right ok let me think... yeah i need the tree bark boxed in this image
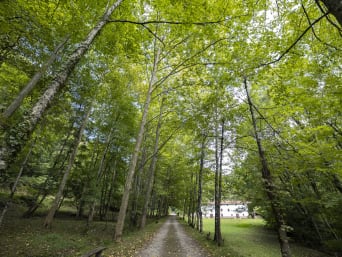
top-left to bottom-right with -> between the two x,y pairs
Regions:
214,119 -> 224,245
140,96 -> 165,229
192,171 -> 198,228
103,165 -> 117,219
2,36 -> 69,119
44,105 -> 91,228
187,184 -> 193,226
320,0 -> 342,27
244,77 -> 292,257
0,0 -> 123,173
197,135 -> 206,233
114,42 -> 161,242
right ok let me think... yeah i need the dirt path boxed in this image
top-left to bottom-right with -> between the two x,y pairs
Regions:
135,215 -> 209,257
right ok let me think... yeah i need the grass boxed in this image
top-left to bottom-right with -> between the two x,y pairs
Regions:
182,218 -> 330,257
0,199 -> 332,257
0,204 -> 164,257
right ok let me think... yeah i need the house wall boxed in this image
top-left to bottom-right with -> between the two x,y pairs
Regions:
202,202 -> 249,218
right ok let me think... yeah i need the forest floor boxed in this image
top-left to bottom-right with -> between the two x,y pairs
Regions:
0,203 -> 333,257
135,214 -> 210,257
0,203 -> 164,257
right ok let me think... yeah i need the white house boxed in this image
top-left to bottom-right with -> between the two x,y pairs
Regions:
202,200 -> 249,218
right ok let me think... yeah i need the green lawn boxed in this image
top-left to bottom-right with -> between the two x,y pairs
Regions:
183,218 -> 330,257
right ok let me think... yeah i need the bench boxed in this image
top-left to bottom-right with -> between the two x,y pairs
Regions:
80,247 -> 107,257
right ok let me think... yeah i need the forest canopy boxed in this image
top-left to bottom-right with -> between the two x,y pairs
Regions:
0,0 -> 341,256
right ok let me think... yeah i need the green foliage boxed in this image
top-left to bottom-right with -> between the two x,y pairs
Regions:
1,0 -> 341,255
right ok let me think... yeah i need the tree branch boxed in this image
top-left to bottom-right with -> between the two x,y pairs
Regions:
141,24 -> 165,46
314,0 -> 342,34
139,125 -> 181,169
301,4 -> 340,51
256,12 -> 328,68
108,18 -> 232,26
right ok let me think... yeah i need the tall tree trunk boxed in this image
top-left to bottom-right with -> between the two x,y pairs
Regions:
76,186 -> 86,219
114,41 -> 161,242
183,198 -> 187,220
197,134 -> 206,233
44,105 -> 91,228
187,190 -> 191,225
2,36 -> 69,119
130,165 -> 142,228
244,77 -> 291,257
0,0 -> 123,173
192,172 -> 197,228
214,110 -> 223,245
103,165 -> 117,220
140,96 -> 165,229
320,0 -> 342,27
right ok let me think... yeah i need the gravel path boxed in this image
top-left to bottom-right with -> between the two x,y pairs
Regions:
136,215 -> 209,257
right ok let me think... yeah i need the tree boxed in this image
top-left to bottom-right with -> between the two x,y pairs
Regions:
114,30 -> 161,239
0,0 -> 123,172
197,134 -> 206,233
318,0 -> 342,26
1,36 -> 69,119
44,104 -> 91,228
140,95 -> 165,229
244,77 -> 291,257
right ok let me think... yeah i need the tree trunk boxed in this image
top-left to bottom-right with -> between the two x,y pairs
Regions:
88,126 -> 114,223
130,166 -> 142,228
197,135 -> 206,233
187,187 -> 192,226
103,165 -> 117,220
76,186 -> 86,218
0,0 -> 123,173
214,110 -> 223,245
320,0 -> 342,27
182,198 -> 187,220
192,171 -> 197,228
44,105 -> 91,228
244,77 -> 292,257
140,96 -> 165,229
114,41 -> 161,242
23,123 -> 74,218
2,36 -> 69,119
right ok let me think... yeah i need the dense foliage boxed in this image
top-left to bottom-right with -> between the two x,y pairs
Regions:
0,0 -> 341,256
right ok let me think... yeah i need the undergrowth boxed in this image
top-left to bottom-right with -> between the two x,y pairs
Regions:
0,204 -> 163,257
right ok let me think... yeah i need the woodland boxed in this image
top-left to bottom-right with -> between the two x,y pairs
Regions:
0,0 -> 341,257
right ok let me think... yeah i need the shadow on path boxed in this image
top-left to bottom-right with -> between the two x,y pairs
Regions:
136,215 -> 209,257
